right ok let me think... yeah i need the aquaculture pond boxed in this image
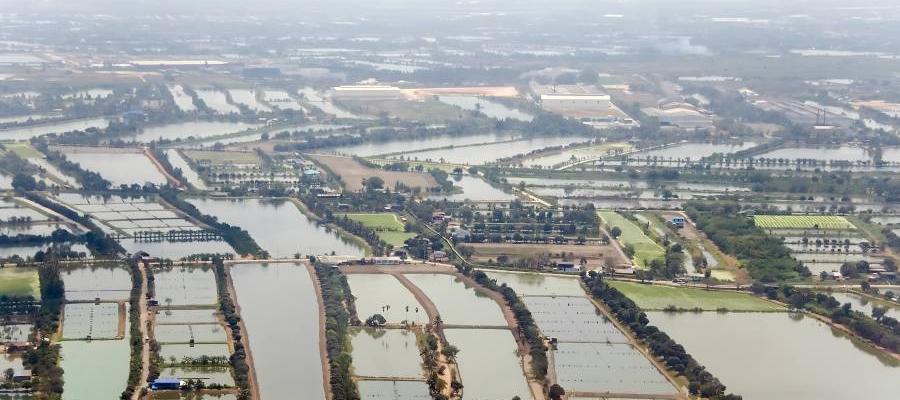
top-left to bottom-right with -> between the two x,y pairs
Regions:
346,274 -> 427,324
167,149 -> 207,190
349,328 -> 423,378
757,145 -> 872,162
62,265 -> 132,301
320,132 -> 518,157
297,87 -> 360,119
647,311 -> 900,400
127,121 -> 258,142
230,263 -> 325,399
523,296 -> 626,343
553,342 -> 675,396
153,266 -> 218,307
403,274 -> 506,326
159,366 -> 235,386
155,309 -> 218,324
632,142 -> 757,160
196,90 -> 240,114
159,343 -> 230,360
430,175 -> 516,202
168,85 -> 196,112
444,329 -> 532,400
60,306 -> 130,400
0,117 -> 111,141
228,89 -> 270,112
435,95 -> 533,121
357,380 -> 430,400
63,150 -> 168,186
482,270 -> 584,297
62,302 -> 121,340
120,239 -> 235,260
0,267 -> 40,298
188,198 -> 364,258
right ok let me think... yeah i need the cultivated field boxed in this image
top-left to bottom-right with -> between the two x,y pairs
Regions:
0,267 -> 40,298
339,99 -> 463,122
468,242 -> 627,269
597,211 -> 665,268
608,281 -> 782,312
754,215 -> 856,230
309,154 -> 439,192
341,213 -> 414,247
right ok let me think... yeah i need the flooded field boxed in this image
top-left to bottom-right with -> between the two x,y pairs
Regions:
430,175 -> 516,202
444,329 -> 532,400
403,274 -> 506,326
62,149 -> 167,186
0,117 -> 112,141
188,198 -> 363,258
0,267 -> 40,298
196,90 -> 239,114
349,328 -> 423,378
230,263 -> 325,399
346,274 -> 427,324
0,324 -> 32,342
127,121 -> 258,142
395,136 -> 593,165
436,95 -> 533,121
647,311 -> 900,399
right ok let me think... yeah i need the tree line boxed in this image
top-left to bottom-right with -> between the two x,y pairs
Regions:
314,263 -> 360,400
212,258 -> 252,400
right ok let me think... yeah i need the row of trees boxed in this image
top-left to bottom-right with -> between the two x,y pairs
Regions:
24,192 -> 123,257
582,272 -> 742,399
314,263 -> 359,400
120,260 -> 145,399
212,258 -> 252,400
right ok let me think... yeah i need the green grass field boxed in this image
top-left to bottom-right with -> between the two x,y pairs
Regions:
3,142 -> 43,158
341,213 -> 415,247
608,281 -> 781,311
754,215 -> 855,230
598,210 -> 665,268
0,267 -> 41,299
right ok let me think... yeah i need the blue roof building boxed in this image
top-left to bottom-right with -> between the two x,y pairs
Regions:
151,377 -> 183,390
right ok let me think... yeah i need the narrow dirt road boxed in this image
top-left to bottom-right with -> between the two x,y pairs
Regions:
132,262 -> 150,400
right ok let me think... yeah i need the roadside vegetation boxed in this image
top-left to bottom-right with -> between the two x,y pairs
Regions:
314,263 -> 359,400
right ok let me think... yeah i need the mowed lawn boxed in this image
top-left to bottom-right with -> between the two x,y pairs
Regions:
342,213 -> 415,247
754,215 -> 855,230
598,211 -> 665,268
0,267 -> 41,299
608,281 -> 781,312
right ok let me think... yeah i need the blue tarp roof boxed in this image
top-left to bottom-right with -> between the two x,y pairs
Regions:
153,377 -> 180,384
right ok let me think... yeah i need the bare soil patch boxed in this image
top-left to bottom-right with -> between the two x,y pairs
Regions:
309,154 -> 439,192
